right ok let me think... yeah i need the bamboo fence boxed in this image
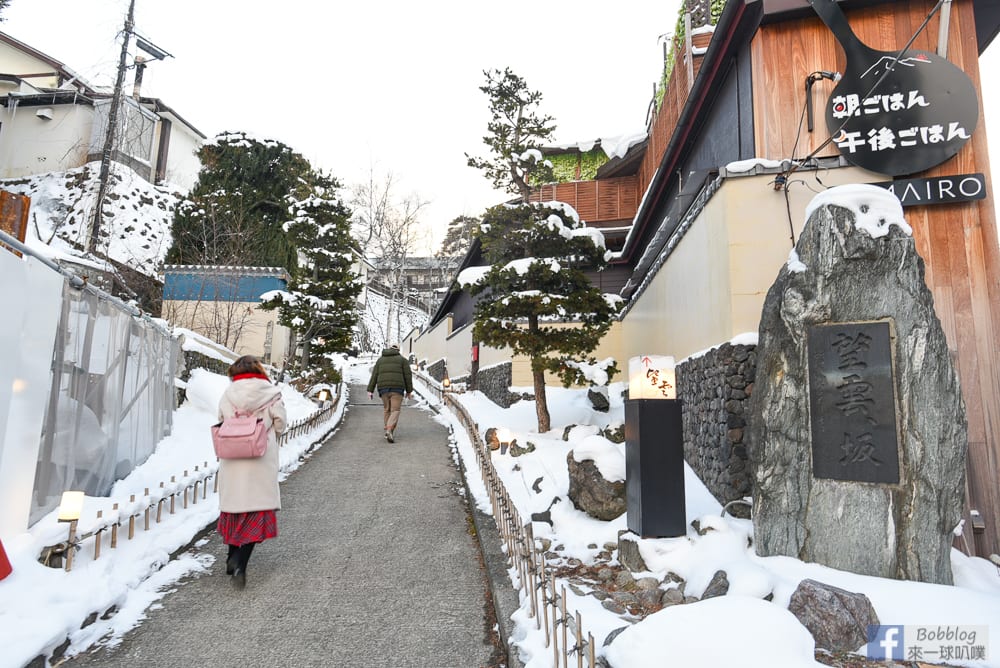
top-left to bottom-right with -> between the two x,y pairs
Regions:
442,390 -> 600,668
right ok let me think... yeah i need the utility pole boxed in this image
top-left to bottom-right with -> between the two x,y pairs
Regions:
88,0 -> 135,254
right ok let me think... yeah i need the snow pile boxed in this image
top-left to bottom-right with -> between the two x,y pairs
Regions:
1,161 -> 183,277
805,183 -> 912,238
432,363 -> 1000,668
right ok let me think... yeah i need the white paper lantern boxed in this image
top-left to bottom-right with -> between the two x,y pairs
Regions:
628,355 -> 677,399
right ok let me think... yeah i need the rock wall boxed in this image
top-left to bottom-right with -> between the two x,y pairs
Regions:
425,358 -> 447,382
176,349 -> 232,406
676,343 -> 755,515
452,361 -> 512,408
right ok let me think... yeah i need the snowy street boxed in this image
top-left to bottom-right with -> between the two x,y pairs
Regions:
54,382 -> 498,667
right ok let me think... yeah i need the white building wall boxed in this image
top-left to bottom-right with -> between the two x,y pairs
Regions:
0,41 -> 61,89
159,122 -> 201,192
620,167 -> 879,362
0,102 -> 93,178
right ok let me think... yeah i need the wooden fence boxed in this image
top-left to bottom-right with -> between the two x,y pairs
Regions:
44,385 -> 344,571
442,392 -> 600,668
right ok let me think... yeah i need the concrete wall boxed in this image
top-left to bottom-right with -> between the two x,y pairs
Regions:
0,102 -> 92,178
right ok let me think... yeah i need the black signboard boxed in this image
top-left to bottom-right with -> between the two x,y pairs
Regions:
872,173 -> 987,207
810,0 -> 979,176
808,321 -> 900,484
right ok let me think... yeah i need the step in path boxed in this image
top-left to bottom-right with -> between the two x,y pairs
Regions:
61,384 -> 498,668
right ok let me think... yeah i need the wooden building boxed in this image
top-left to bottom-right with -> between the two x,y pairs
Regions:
415,0 -> 1000,557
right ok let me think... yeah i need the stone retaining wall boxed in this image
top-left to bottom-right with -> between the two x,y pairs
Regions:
426,358 -> 447,382
676,342 -> 756,515
452,362 -> 513,409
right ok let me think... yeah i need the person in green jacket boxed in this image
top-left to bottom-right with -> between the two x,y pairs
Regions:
366,343 -> 413,442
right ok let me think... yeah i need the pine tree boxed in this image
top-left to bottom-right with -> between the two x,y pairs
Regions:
165,132 -> 311,271
466,68 -> 556,203
259,174 -> 361,384
460,202 -> 620,433
437,215 -> 479,258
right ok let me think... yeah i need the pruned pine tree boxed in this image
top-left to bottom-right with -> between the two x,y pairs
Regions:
437,215 -> 480,258
466,68 -> 556,203
259,177 -> 360,384
459,202 -> 621,433
166,132 -> 310,271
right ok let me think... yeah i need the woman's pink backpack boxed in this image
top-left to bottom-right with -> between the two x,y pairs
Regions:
212,395 -> 281,459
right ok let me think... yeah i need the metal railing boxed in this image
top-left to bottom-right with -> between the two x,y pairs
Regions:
443,393 -> 599,668
43,385 -> 345,571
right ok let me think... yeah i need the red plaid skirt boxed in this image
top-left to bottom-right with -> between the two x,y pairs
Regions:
217,510 -> 277,546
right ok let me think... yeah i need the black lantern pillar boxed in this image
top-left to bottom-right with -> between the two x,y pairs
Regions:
625,357 -> 686,538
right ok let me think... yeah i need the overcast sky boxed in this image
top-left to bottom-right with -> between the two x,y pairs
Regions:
3,0 -> 998,253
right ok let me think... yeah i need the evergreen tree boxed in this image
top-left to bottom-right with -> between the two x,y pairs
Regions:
166,132 -> 311,271
460,202 -> 620,432
437,214 -> 479,258
260,175 -> 361,383
466,68 -> 556,203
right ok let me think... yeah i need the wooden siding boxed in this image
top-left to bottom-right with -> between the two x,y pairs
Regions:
531,176 -> 639,223
754,0 -> 1000,555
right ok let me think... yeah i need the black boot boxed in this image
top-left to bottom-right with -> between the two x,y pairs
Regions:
231,543 -> 255,589
225,544 -> 238,575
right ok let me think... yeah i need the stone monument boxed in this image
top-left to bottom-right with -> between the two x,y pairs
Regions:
749,183 -> 967,584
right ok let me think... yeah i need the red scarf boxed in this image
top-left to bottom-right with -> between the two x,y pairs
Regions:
232,372 -> 270,382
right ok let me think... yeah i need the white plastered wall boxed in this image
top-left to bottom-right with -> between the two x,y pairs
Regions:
619,167 -> 880,361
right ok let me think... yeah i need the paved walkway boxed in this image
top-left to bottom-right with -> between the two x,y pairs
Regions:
62,384 -> 500,668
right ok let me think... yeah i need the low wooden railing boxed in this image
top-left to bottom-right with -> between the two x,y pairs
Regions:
43,384 -> 345,571
444,393 -> 599,668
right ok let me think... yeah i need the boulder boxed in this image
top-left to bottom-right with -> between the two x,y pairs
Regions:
567,452 -> 626,520
484,427 -> 500,451
588,387 -> 610,412
750,186 -> 967,584
617,532 -> 647,571
509,439 -> 535,457
701,570 -> 729,599
787,579 -> 879,652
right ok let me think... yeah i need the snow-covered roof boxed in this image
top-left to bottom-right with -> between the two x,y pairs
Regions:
545,132 -> 648,161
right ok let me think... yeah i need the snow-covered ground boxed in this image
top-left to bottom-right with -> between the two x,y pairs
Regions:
1,161 -> 182,277
3,358 -> 999,668
426,373 -> 1000,668
0,368 -> 346,668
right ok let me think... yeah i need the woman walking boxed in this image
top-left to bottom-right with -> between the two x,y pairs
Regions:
216,355 -> 287,588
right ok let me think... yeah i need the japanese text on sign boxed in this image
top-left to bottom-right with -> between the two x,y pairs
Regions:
808,321 -> 900,484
